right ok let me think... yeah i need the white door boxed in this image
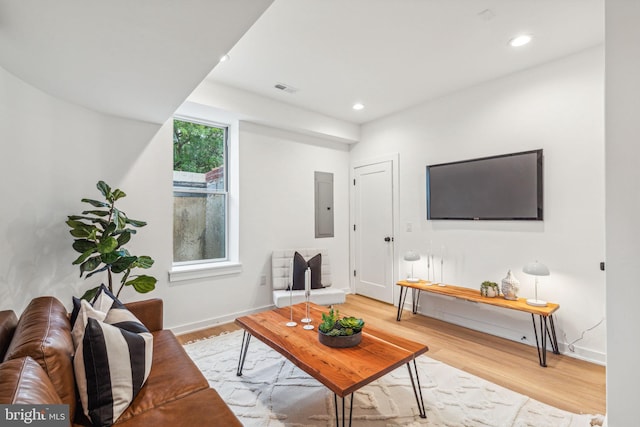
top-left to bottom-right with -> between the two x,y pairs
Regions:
353,160 -> 395,303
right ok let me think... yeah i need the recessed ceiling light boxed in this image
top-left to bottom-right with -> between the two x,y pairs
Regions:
219,54 -> 230,63
352,103 -> 364,111
509,34 -> 532,47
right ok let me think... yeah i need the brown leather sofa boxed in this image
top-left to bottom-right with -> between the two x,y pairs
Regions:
0,296 -> 241,426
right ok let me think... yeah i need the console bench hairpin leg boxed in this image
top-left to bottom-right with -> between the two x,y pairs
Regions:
396,280 -> 560,367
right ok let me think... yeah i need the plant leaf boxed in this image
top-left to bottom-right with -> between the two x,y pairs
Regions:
97,237 -> 118,254
66,220 -> 96,235
70,228 -> 91,238
72,239 -> 96,253
81,210 -> 110,217
71,216 -> 108,227
73,248 -> 96,265
97,181 -> 111,199
81,198 -> 110,208
134,256 -> 154,269
115,228 -> 137,236
100,251 -> 120,265
111,256 -> 137,273
92,219 -> 109,229
117,231 -> 131,247
80,286 -> 101,301
126,275 -> 157,293
86,264 -> 109,279
79,256 -> 102,276
118,248 -> 131,257
126,218 -> 147,227
66,219 -> 90,229
116,211 -> 127,229
103,222 -> 116,236
112,189 -> 126,201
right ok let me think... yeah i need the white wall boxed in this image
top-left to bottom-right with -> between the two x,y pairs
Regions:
351,47 -> 606,363
0,64 -> 352,334
163,119 -> 352,332
0,65 -> 162,314
605,0 -> 640,424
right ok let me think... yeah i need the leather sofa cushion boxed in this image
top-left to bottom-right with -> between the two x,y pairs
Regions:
0,356 -> 63,404
114,330 -> 209,423
3,297 -> 76,417
0,310 -> 18,360
100,388 -> 241,427
124,299 -> 163,333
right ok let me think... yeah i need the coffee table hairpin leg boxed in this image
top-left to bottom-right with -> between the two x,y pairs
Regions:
333,394 -> 354,427
407,359 -> 427,418
236,331 -> 252,376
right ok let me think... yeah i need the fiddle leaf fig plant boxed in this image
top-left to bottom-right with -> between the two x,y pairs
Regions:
67,181 -> 157,300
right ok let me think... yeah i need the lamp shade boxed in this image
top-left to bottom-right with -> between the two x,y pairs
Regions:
522,261 -> 550,276
404,251 -> 421,262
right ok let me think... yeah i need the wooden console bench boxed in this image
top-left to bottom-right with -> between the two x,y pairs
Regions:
396,280 -> 560,367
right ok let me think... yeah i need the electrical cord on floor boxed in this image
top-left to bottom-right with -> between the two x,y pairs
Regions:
563,317 -> 605,352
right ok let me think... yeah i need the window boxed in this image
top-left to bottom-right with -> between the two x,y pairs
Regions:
173,118 -> 228,265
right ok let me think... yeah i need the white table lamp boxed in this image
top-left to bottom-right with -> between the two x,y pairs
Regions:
404,251 -> 421,283
523,261 -> 550,307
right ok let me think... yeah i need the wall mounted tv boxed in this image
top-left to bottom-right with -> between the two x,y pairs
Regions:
426,149 -> 543,220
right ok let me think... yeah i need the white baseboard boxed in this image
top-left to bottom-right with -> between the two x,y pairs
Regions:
398,299 -> 606,366
171,288 -> 353,336
557,342 -> 606,365
169,303 -> 275,335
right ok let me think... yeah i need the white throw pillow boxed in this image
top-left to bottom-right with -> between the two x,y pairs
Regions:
71,288 -> 153,427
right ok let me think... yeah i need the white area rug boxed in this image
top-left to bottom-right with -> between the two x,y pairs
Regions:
184,330 -> 603,427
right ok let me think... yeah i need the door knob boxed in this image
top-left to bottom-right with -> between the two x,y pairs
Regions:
384,237 -> 391,242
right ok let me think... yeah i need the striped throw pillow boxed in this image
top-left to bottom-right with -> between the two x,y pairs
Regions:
71,288 -> 153,427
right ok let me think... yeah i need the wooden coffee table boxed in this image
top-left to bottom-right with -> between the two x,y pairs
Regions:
235,302 -> 429,426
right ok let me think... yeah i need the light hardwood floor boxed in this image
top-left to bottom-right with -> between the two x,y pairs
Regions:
177,294 -> 606,416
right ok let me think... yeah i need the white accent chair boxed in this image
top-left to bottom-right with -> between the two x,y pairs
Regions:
271,249 -> 346,308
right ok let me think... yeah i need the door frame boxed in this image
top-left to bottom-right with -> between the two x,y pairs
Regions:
349,153 -> 400,300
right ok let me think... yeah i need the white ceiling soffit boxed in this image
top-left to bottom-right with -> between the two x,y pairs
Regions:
208,0 -> 604,125
0,0 -> 274,124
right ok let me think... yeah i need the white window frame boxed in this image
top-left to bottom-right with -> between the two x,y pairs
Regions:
169,109 -> 241,282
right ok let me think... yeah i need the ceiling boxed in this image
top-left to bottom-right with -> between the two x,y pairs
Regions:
208,0 -> 604,125
0,0 -> 274,124
0,1 -> 603,127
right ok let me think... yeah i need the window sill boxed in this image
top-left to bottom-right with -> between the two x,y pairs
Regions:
169,261 -> 242,283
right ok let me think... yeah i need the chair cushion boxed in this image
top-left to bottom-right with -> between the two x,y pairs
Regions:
273,287 -> 346,308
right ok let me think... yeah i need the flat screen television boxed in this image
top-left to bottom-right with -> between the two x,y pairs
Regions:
426,149 -> 543,220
